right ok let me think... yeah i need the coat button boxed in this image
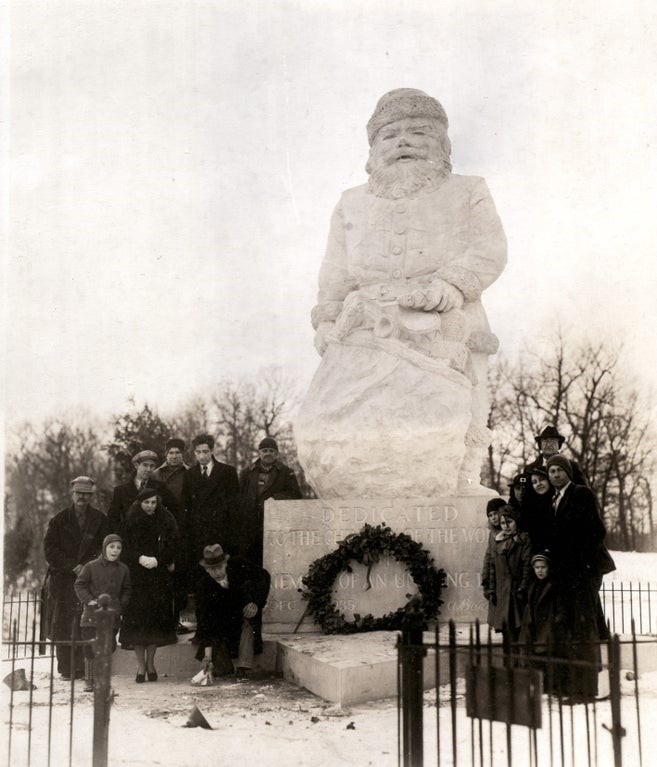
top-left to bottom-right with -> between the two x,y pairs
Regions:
392,268 -> 402,279
392,245 -> 402,255
394,225 -> 406,235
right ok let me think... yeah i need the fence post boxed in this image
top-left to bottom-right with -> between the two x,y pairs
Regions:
92,594 -> 116,767
607,633 -> 625,767
400,600 -> 426,767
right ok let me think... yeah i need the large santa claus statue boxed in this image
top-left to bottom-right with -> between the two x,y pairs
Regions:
295,88 -> 507,498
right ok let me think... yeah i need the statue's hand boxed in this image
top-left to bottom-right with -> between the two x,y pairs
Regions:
314,322 -> 333,356
399,279 -> 464,313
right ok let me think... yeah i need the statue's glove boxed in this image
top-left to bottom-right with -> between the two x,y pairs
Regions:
398,279 -> 464,313
313,322 -> 334,356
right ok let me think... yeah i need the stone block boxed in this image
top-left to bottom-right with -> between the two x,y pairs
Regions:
273,631 -> 437,705
263,496 -> 490,633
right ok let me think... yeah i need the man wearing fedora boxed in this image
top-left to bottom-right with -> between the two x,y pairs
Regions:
525,426 -> 588,486
195,543 -> 270,679
43,477 -> 111,679
237,437 -> 302,568
108,449 -> 177,534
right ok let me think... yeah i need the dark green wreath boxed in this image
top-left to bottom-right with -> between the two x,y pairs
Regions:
297,523 -> 447,634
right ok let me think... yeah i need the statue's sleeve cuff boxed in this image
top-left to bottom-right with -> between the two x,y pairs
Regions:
436,267 -> 482,302
311,301 -> 343,330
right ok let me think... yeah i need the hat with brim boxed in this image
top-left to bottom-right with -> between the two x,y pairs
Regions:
508,474 -> 528,488
535,426 -> 565,447
199,544 -> 227,569
70,476 -> 96,494
528,466 -> 549,479
132,450 -> 159,466
531,552 -> 551,566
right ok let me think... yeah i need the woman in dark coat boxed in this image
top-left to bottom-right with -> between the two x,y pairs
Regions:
520,467 -> 554,553
119,487 -> 179,682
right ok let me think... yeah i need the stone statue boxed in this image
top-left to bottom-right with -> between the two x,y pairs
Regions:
295,89 -> 507,498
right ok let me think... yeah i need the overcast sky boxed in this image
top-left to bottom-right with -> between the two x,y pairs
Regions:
4,1 -> 657,428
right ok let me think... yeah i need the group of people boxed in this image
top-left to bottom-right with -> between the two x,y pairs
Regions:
481,426 -> 615,703
43,434 -> 302,690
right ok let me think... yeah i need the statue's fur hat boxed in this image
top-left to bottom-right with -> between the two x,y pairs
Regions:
367,88 -> 448,145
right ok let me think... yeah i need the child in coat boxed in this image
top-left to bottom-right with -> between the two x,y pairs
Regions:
519,551 -> 565,695
481,498 -> 506,627
74,534 -> 131,691
487,505 -> 532,643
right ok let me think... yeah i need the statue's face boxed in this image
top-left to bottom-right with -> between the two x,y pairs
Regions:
371,117 -> 444,167
366,116 -> 450,199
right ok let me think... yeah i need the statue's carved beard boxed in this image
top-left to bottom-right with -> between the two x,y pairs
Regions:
367,157 -> 450,199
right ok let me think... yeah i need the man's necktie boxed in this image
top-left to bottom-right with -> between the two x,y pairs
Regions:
202,466 -> 208,479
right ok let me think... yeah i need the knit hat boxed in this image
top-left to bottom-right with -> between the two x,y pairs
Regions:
531,551 -> 551,566
132,449 -> 159,466
546,454 -> 573,480
535,426 -> 565,447
136,486 -> 159,503
165,438 -> 185,453
102,534 -> 123,556
486,498 -> 506,515
366,88 -> 448,145
258,437 -> 278,451
498,505 -> 520,522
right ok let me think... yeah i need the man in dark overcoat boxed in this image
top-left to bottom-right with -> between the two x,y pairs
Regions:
237,437 -> 302,567
195,543 -> 270,678
107,449 -> 177,534
546,455 -> 607,701
525,425 -> 588,486
43,476 -> 111,679
153,437 -> 190,630
182,434 -> 240,587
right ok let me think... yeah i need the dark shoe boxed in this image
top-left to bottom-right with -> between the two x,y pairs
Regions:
135,673 -> 146,684
234,667 -> 249,680
147,671 -> 158,682
60,673 -> 71,681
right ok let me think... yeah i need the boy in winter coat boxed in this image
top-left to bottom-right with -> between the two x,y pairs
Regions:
75,534 -> 131,691
481,498 -> 506,627
519,551 -> 565,694
486,505 -> 532,643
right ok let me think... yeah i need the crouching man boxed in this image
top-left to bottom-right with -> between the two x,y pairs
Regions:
195,544 -> 270,679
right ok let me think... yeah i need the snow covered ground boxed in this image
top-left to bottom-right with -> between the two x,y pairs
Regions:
3,551 -> 656,766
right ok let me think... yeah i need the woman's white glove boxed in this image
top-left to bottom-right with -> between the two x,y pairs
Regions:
138,555 -> 158,569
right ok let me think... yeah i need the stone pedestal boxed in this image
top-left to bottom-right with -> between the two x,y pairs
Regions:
263,496 -> 492,634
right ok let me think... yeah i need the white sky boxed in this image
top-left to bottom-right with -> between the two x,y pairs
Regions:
3,0 -> 657,427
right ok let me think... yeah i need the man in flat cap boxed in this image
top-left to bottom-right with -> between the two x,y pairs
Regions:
525,426 -> 588,486
296,88 -> 507,495
107,450 -> 176,534
43,477 -> 110,679
237,437 -> 302,567
153,438 -> 190,631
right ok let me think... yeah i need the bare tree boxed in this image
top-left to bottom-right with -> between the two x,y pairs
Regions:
487,335 -> 655,549
5,417 -> 113,581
